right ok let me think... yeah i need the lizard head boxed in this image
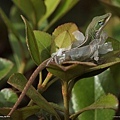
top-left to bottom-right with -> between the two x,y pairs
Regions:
87,13 -> 112,39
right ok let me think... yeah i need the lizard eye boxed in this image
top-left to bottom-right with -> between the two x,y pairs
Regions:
98,21 -> 104,26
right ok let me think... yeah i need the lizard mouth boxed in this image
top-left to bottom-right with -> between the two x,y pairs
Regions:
96,13 -> 112,38
99,13 -> 112,32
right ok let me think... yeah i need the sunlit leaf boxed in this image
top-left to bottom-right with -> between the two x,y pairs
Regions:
12,0 -> 46,27
51,23 -> 79,53
0,58 -> 13,80
52,23 -> 79,41
39,0 -> 60,25
0,88 -> 18,107
44,0 -> 79,31
8,73 -> 60,120
54,31 -> 72,49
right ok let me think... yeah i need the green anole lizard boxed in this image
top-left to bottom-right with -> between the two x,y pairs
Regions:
7,13 -> 112,117
72,13 -> 111,48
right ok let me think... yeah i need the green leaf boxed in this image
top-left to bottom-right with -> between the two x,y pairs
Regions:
0,105 -> 41,120
0,92 -> 6,107
10,6 -> 25,33
39,0 -> 60,25
96,68 -> 120,96
33,30 -> 52,63
8,73 -> 60,120
47,62 -> 97,81
0,8 -> 20,39
51,23 -> 79,53
22,16 -> 40,65
0,88 -> 18,107
107,37 -> 120,51
71,77 -> 95,120
110,63 -> 120,89
12,0 -> 46,27
8,33 -> 24,70
71,93 -> 118,120
52,23 -> 78,40
71,77 -> 118,120
44,0 -> 79,31
0,8 -> 26,71
0,58 -> 13,80
54,31 -> 72,50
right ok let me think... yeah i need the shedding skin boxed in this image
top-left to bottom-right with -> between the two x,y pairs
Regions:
74,13 -> 111,48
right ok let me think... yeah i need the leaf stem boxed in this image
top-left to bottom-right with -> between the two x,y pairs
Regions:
62,81 -> 69,120
18,60 -> 26,73
41,72 -> 53,87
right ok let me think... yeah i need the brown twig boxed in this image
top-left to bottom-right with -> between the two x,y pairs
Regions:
7,58 -> 50,116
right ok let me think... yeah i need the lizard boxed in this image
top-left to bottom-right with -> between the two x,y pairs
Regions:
72,13 -> 112,48
7,13 -> 112,117
54,13 -> 112,64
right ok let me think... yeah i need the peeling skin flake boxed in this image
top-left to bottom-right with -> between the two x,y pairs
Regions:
72,30 -> 85,41
72,30 -> 85,48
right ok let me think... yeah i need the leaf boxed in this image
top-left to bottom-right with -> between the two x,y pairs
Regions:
51,23 -> 79,53
44,0 -> 79,31
33,30 -> 52,63
0,88 -> 18,107
47,61 -> 97,81
39,0 -> 60,25
22,16 -> 40,65
107,37 -> 120,51
71,77 -> 118,120
0,8 -> 20,39
91,93 -> 118,110
54,31 -> 72,49
12,0 -> 46,26
9,6 -> 27,40
53,23 -> 79,40
110,63 -> 120,88
0,58 -> 13,80
8,33 -> 24,70
71,77 -> 95,120
0,105 -> 41,120
8,73 -> 60,120
70,94 -> 118,120
0,8 -> 26,70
